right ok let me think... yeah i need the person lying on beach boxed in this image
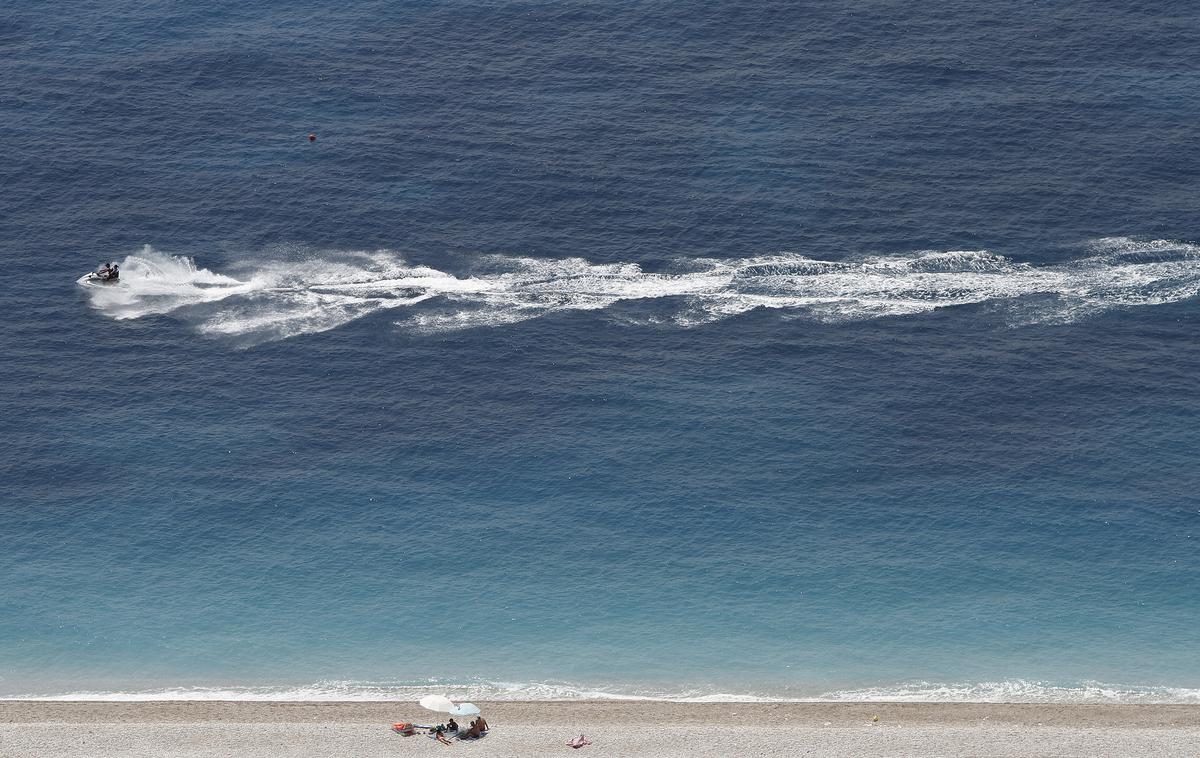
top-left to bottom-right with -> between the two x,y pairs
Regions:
430,727 -> 454,746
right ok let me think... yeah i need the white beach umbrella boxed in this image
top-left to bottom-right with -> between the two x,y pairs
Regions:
448,702 -> 481,717
419,694 -> 456,713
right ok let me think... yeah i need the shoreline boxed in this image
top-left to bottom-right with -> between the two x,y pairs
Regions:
4,700 -> 1200,724
2,701 -> 1198,757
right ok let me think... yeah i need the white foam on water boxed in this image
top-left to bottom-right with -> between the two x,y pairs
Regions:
76,245 -> 259,320
77,238 -> 1200,343
2,680 -> 787,703
816,680 -> 1200,704
8,678 -> 1200,703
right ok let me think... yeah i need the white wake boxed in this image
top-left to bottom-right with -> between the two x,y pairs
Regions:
77,238 -> 1200,342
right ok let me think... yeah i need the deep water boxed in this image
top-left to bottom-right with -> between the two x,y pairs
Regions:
2,1 -> 1199,700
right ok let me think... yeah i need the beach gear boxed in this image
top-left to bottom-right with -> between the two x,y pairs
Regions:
567,734 -> 592,749
392,722 -> 417,735
448,702 -> 481,717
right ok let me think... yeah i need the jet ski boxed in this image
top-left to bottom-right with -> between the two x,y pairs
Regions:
83,262 -> 120,284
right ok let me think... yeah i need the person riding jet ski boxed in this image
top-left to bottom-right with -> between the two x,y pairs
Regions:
95,262 -> 120,282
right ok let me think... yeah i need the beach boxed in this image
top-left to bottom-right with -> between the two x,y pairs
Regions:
2,701 -> 1198,757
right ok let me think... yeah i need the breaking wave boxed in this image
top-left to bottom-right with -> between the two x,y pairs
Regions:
4,679 -> 787,703
9,678 -> 1200,703
77,238 -> 1200,343
816,680 -> 1200,704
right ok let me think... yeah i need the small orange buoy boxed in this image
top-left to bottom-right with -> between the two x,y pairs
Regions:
308,133 -> 316,142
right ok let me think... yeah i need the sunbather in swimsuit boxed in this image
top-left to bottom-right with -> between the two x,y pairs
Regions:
464,717 -> 489,738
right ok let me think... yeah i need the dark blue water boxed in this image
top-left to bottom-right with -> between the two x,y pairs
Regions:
3,1 -> 1199,701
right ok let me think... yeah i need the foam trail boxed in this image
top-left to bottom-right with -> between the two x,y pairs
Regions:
77,238 -> 1200,343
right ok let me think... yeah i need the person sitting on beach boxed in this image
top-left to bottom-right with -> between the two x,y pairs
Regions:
464,717 -> 489,738
447,718 -> 459,732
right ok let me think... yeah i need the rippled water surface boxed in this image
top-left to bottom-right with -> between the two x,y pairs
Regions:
3,0 -> 1199,700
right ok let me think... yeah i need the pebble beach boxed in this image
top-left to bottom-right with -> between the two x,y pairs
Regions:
3,701 -> 1198,757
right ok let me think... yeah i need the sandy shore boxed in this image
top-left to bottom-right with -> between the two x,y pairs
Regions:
1,701 -> 1198,757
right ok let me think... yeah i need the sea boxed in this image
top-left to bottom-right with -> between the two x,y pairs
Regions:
2,0 -> 1199,703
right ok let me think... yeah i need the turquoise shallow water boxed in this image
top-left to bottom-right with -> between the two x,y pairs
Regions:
3,1 -> 1199,701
